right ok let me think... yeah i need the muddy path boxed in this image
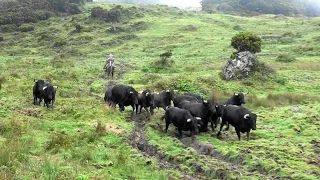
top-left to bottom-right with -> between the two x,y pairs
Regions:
179,136 -> 272,179
127,114 -> 206,179
148,121 -> 273,179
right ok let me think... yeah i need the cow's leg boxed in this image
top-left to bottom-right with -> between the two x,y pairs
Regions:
235,129 -> 241,141
119,103 -> 125,112
150,107 -> 154,115
131,105 -> 135,115
165,122 -> 170,133
135,104 -> 139,114
178,128 -> 183,137
143,106 -> 149,113
225,122 -> 230,131
210,119 -> 215,131
33,97 -> 37,105
217,118 -> 226,138
246,131 -> 250,141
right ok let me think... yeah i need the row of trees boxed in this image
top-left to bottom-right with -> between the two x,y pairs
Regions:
94,0 -> 160,4
201,0 -> 320,17
0,0 -> 90,25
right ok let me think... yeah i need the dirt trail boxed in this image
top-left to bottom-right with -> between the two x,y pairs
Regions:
179,136 -> 272,179
127,114 -> 201,179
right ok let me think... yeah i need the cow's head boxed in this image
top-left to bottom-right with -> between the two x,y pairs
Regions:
129,91 -> 139,105
186,117 -> 201,134
234,92 -> 246,105
163,89 -> 174,106
202,99 -> 216,115
146,91 -> 155,107
244,113 -> 257,130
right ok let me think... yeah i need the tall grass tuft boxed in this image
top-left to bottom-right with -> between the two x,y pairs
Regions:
46,131 -> 74,153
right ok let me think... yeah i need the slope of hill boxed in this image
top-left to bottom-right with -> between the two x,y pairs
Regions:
0,2 -> 319,179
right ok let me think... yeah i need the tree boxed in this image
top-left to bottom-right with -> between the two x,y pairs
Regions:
231,32 -> 261,54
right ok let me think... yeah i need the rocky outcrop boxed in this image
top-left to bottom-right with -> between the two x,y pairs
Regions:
223,51 -> 255,80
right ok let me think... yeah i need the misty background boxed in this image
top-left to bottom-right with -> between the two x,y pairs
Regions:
93,0 -> 201,7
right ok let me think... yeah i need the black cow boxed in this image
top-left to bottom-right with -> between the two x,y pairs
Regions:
154,90 -> 175,110
104,85 -> 115,107
217,105 -> 257,141
219,92 -> 247,129
224,92 -> 246,106
210,104 -> 225,129
136,89 -> 155,115
111,84 -> 138,114
163,107 -> 201,137
173,95 -> 200,107
33,80 -> 57,108
183,92 -> 202,101
33,79 -> 45,105
178,100 -> 216,132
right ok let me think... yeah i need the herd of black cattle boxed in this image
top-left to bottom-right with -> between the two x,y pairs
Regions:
32,80 -> 259,141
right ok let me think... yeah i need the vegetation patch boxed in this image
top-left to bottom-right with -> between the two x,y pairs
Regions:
276,54 -> 296,63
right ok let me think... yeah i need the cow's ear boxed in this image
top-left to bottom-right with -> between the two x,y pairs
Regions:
43,86 -> 47,90
186,118 -> 191,122
244,114 -> 250,119
53,86 -> 58,89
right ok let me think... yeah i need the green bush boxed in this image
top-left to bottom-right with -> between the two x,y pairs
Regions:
19,24 -> 35,32
276,54 -> 296,63
231,32 -> 261,53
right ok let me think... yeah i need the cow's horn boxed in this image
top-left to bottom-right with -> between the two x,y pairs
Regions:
257,114 -> 265,118
43,86 -> 47,90
146,92 -> 149,96
34,79 -> 37,82
243,92 -> 249,95
53,86 -> 58,89
203,100 -> 208,103
187,118 -> 191,122
196,117 -> 202,120
244,114 -> 250,119
130,91 -> 133,94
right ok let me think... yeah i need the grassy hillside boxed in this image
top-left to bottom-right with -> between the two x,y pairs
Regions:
0,2 -> 319,179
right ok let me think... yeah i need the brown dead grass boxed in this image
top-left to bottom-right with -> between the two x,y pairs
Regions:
17,108 -> 41,117
92,122 -> 123,135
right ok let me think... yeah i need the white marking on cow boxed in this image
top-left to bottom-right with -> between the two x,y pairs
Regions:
53,86 -> 58,89
235,93 -> 239,96
187,118 -> 191,122
196,117 -> 202,120
203,100 -> 208,103
146,92 -> 149,96
129,91 -> 133,94
166,90 -> 170,92
244,114 -> 250,119
43,86 -> 47,90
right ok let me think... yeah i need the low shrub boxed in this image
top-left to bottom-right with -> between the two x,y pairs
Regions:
19,24 -> 35,32
276,54 -> 296,63
46,131 -> 74,153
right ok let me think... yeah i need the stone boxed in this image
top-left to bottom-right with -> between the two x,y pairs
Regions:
223,51 -> 255,80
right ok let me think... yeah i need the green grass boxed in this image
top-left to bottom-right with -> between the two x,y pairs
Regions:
0,2 -> 319,179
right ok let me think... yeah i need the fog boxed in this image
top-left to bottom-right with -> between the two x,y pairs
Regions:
93,0 -> 201,7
